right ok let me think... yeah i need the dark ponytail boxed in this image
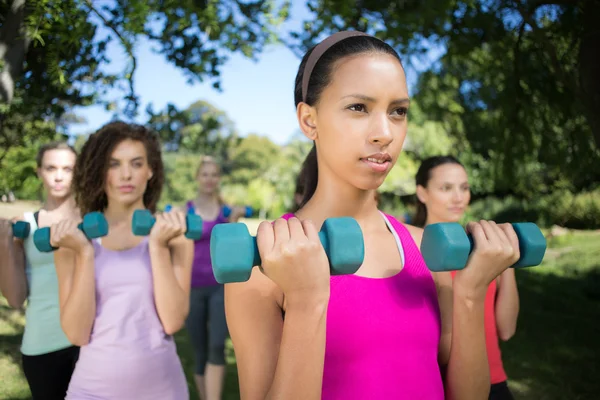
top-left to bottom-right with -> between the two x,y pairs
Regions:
299,145 -> 318,207
413,155 -> 464,227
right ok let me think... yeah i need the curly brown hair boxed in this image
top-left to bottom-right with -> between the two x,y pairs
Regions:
74,121 -> 164,215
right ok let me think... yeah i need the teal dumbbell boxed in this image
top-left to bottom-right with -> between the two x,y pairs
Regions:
33,212 -> 109,253
210,217 -> 365,284
12,221 -> 31,239
420,222 -> 547,272
132,209 -> 203,240
222,205 -> 253,219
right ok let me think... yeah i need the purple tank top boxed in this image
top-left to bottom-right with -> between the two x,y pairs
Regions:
281,212 -> 444,399
188,201 -> 227,287
66,237 -> 188,399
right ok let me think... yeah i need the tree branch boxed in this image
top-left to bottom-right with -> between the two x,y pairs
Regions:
514,0 -> 579,95
84,0 -> 138,117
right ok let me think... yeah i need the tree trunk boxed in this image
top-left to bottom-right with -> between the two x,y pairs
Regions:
578,0 -> 600,150
0,0 -> 30,105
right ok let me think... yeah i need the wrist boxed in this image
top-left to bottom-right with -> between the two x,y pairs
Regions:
285,292 -> 330,314
453,280 -> 486,305
75,244 -> 95,260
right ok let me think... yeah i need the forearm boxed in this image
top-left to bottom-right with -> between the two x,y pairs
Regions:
0,240 -> 28,308
60,250 -> 96,345
445,289 -> 490,400
266,299 -> 328,400
495,270 -> 519,341
149,244 -> 189,335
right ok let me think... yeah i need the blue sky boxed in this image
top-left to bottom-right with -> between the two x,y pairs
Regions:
70,2 -> 438,145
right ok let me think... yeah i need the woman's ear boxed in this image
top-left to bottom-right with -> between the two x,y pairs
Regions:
297,102 -> 318,141
416,184 -> 428,205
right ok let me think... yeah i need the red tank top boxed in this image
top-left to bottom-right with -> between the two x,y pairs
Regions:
451,272 -> 508,384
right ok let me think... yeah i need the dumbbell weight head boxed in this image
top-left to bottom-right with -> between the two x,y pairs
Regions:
12,221 -> 31,239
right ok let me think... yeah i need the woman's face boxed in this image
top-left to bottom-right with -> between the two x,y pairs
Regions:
37,149 -> 76,199
418,163 -> 471,223
197,163 -> 220,195
309,52 -> 409,193
104,139 -> 153,207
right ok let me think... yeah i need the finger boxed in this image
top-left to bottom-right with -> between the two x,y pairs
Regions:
256,220 -> 275,263
465,221 -> 487,249
287,217 -> 307,243
273,218 -> 290,245
302,219 -> 320,244
479,220 -> 502,247
487,221 -> 511,248
499,223 -> 520,258
175,211 -> 187,233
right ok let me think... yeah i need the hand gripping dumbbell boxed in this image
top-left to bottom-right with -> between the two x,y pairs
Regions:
210,217 -> 365,284
420,222 -> 547,272
12,221 -> 31,239
131,209 -> 203,240
222,205 -> 253,219
33,212 -> 109,253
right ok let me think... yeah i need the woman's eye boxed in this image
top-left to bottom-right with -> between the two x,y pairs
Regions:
348,104 -> 366,112
392,107 -> 408,116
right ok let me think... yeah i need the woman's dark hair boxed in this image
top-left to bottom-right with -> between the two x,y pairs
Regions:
36,142 -> 77,168
74,121 -> 164,215
291,165 -> 308,212
413,155 -> 464,227
295,34 -> 403,206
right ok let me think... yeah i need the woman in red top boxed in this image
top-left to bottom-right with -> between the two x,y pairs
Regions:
414,155 -> 520,400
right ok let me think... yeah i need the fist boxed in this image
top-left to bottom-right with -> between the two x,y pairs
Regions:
50,219 -> 92,253
454,220 -> 520,297
149,210 -> 187,247
256,217 -> 330,304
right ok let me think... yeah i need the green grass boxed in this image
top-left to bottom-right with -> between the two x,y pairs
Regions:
1,227 -> 599,399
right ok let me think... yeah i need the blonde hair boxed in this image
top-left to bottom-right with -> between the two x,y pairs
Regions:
196,155 -> 224,206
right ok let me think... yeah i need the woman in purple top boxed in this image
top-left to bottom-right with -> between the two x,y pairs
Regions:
50,122 -> 193,399
183,155 -> 246,400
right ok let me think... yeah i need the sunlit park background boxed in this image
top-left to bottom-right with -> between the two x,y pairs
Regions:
1,1 -> 599,399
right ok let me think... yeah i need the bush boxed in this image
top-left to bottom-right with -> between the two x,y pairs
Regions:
466,188 -> 600,229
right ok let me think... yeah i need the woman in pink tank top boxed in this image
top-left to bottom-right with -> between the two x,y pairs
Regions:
225,31 -> 523,400
50,122 -> 193,399
414,156 -> 520,400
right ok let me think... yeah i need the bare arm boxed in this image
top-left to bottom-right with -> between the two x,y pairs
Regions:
0,236 -> 28,308
149,235 -> 193,335
54,247 -> 96,346
444,286 -> 489,400
226,269 -> 328,400
495,269 -> 519,341
409,224 -> 489,399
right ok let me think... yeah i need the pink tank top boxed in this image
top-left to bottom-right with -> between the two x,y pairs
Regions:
281,213 -> 444,399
